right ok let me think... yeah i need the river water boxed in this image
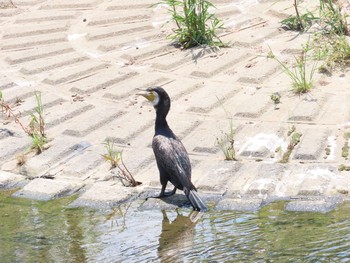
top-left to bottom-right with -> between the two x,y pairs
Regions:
1,190 -> 349,262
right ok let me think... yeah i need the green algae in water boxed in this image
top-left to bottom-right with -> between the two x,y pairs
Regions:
0,191 -> 350,262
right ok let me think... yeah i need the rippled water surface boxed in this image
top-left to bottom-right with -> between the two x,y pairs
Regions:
1,190 -> 349,262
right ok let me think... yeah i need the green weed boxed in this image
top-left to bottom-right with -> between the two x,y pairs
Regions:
313,34 -> 350,72
338,164 -> 350,171
270,92 -> 281,109
102,140 -> 140,187
216,118 -> 236,161
319,0 -> 349,35
1,91 -> 48,154
341,132 -> 350,159
28,92 -> 47,153
280,127 -> 302,163
159,0 -> 226,48
270,43 -> 317,94
281,0 -> 317,31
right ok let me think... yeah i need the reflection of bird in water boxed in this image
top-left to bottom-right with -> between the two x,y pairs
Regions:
158,210 -> 202,261
138,87 -> 208,211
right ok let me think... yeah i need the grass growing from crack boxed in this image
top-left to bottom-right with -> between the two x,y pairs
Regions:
341,132 -> 350,159
216,118 -> 237,161
313,33 -> 350,73
28,92 -> 47,153
0,91 -> 48,155
215,97 -> 237,161
270,41 -> 317,94
102,140 -> 140,187
158,0 -> 226,48
280,126 -> 302,163
281,0 -> 317,31
281,0 -> 349,35
270,92 -> 281,109
338,164 -> 350,171
319,0 -> 349,35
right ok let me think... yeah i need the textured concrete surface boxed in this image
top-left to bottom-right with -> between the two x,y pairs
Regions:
1,0 -> 350,212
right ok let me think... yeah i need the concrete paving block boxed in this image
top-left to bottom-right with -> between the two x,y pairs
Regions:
20,53 -> 88,75
246,163 -> 285,196
98,30 -> 163,52
195,161 -> 242,193
216,198 -> 263,211
297,166 -> 338,196
237,57 -> 280,85
121,44 -> 176,62
1,33 -> 67,51
39,1 -> 98,10
87,23 -> 153,41
22,139 -> 92,177
3,23 -> 68,39
70,71 -> 139,95
102,74 -> 170,101
15,13 -> 76,24
225,163 -> 261,196
237,127 -> 286,159
42,61 -> 109,86
87,11 -> 150,26
12,178 -> 84,201
6,46 -> 74,65
0,171 -> 27,189
285,196 -> 343,213
234,26 -> 280,47
288,94 -> 329,122
325,173 -> 350,196
69,182 -> 137,209
189,51 -> 250,78
186,81 -> 240,113
234,93 -> 271,119
293,129 -> 329,161
63,109 -> 125,137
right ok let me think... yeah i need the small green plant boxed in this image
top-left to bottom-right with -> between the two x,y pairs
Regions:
325,146 -> 331,156
280,127 -> 302,163
28,92 -> 47,153
281,0 -> 318,31
270,92 -> 281,109
270,42 -> 317,93
319,0 -> 349,35
216,119 -> 236,161
159,0 -> 226,48
1,91 -> 48,154
341,132 -> 349,159
267,50 -> 275,59
338,164 -> 350,171
102,140 -> 140,187
313,34 -> 350,72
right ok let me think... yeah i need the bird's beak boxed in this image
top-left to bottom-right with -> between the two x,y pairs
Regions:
136,89 -> 154,102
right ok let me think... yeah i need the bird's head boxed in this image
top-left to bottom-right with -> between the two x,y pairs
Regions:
137,87 -> 171,113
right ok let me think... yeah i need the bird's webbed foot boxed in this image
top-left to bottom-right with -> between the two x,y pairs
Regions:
146,186 -> 176,200
162,186 -> 177,197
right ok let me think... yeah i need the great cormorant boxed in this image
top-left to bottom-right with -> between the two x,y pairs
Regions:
138,87 -> 208,211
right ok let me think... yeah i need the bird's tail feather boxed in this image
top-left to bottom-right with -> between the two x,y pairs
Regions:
187,189 -> 208,212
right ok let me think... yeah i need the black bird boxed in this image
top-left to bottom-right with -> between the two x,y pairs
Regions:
138,87 -> 208,211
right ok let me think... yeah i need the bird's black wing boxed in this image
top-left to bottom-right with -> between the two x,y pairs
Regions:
152,134 -> 192,190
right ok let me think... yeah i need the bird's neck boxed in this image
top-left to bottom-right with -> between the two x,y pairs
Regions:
155,112 -> 169,130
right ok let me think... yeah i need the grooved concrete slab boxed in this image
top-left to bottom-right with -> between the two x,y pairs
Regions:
0,0 -> 349,211
12,178 -> 84,201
